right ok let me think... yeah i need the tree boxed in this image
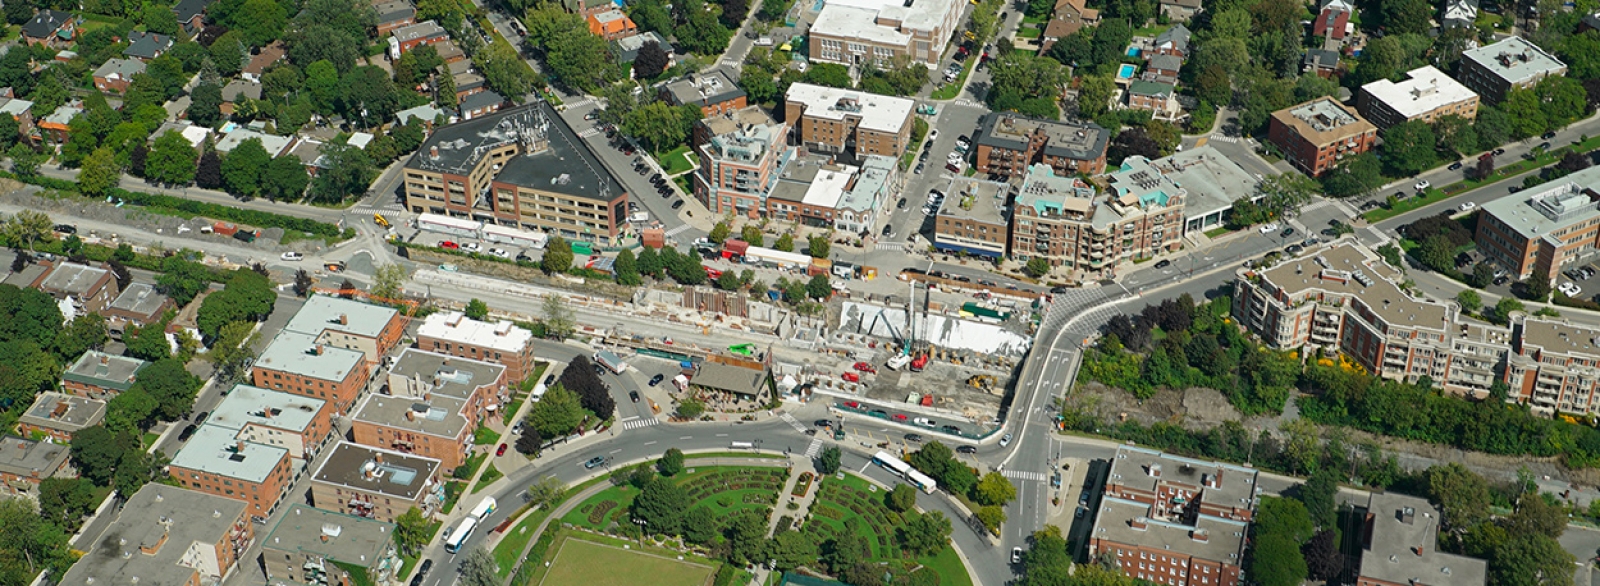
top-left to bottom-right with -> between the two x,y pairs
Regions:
1251,534 -> 1309,586
709,221 -> 731,243
524,475 -> 565,510
1381,120 -> 1439,176
657,447 -> 685,476
1417,235 -> 1455,274
633,40 -> 670,79
1490,534 -> 1575,586
637,246 -> 662,277
207,320 -> 257,384
1457,289 -> 1482,313
515,425 -> 542,455
527,383 -> 583,438
135,358 -> 204,420
773,232 -> 794,252
1076,74 -> 1115,119
459,546 -> 497,586
188,83 -> 224,127
128,144 -> 149,178
541,293 -> 575,340
542,236 -> 574,274
0,498 -> 74,584
38,477 -> 98,532
725,509 -> 768,565
372,263 -> 408,300
4,210 -> 54,252
1257,172 -> 1321,217
309,143 -> 375,203
464,299 -> 490,321
898,511 -> 952,556
683,507 -> 718,544
623,102 -> 692,153
615,248 -> 641,286
676,395 -> 705,419
886,483 -> 917,512
1427,462 -> 1491,532
54,313 -> 109,361
145,131 -> 199,186
825,518 -> 872,573
1523,276 -> 1552,302
1300,468 -> 1339,529
816,445 -> 841,474
3,1 -> 31,24
78,147 -> 122,197
806,234 -> 830,259
543,27 -> 617,92
1107,126 -> 1161,162
1303,529 -> 1343,581
262,154 -> 310,201
1024,257 -> 1050,278
975,505 -> 1006,534
222,138 -> 271,197
632,475 -> 690,535
8,143 -> 42,178
974,471 -> 1017,507
394,508 -> 432,555
1557,151 -> 1593,175
196,151 -> 224,189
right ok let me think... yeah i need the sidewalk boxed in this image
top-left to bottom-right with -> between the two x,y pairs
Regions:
767,456 -> 815,535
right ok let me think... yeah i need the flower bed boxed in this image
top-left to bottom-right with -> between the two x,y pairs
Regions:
791,472 -> 814,497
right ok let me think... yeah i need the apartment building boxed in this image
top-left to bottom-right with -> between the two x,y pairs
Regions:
1474,167 -> 1600,282
1504,317 -> 1600,416
1089,446 -> 1258,586
833,155 -> 901,234
37,261 -> 120,313
207,384 -> 336,460
282,296 -> 407,366
973,113 -> 1111,178
392,20 -> 447,54
17,392 -> 106,442
662,69 -> 747,117
693,107 -> 794,217
1357,66 -> 1480,129
785,83 -> 915,161
61,484 -> 254,586
403,103 -> 631,245
1458,36 -> 1567,104
168,423 -> 296,521
1267,97 -> 1378,176
0,435 -> 69,497
262,505 -> 403,586
104,282 -> 173,339
1007,156 -> 1186,281
352,349 -> 507,472
807,0 -> 964,68
1232,242 -> 1510,399
252,330 -> 371,414
372,0 -> 418,35
415,311 -> 537,381
62,350 -> 148,399
1356,493 -> 1486,586
932,177 -> 1011,259
310,442 -> 446,522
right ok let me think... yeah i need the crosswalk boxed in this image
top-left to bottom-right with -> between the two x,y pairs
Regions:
719,57 -> 742,67
875,242 -> 906,252
620,417 -> 661,430
804,437 -> 824,457
1208,135 -> 1239,143
564,97 -> 596,109
577,128 -> 602,138
1002,469 -> 1048,482
779,413 -> 807,433
664,224 -> 694,238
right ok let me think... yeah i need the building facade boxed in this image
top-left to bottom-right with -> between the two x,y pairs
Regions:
17,392 -> 106,442
252,330 -> 372,415
807,0 -> 964,68
168,423 -> 297,521
60,484 -> 254,586
262,505 -> 403,586
1473,167 -> 1600,283
973,113 -> 1110,178
1458,36 -> 1567,104
1505,317 -> 1600,416
415,311 -> 538,381
693,107 -> 794,217
1266,98 -> 1378,176
351,349 -> 507,471
1357,66 -> 1479,129
310,442 -> 446,522
932,177 -> 1011,259
1089,447 -> 1258,586
785,83 -> 915,161
662,69 -> 748,117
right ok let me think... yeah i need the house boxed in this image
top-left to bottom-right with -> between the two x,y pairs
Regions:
392,20 -> 448,54
1158,0 -> 1201,21
0,97 -> 37,136
1144,53 -> 1182,80
220,79 -> 262,115
396,103 -> 450,128
240,41 -> 286,83
1355,493 -> 1486,586
562,0 -> 615,17
764,160 -> 857,227
372,0 -> 417,35
104,282 -> 174,338
1303,48 -> 1340,78
37,102 -> 81,143
289,139 -> 328,176
155,121 -> 212,150
1151,24 -> 1190,57
415,311 -> 537,381
17,392 -> 105,442
612,31 -> 675,65
62,351 -> 148,399
37,261 -> 120,314
453,70 -> 487,100
93,58 -> 146,93
21,10 -> 78,47
173,0 -> 214,36
1313,0 -> 1353,41
252,330 -> 371,414
459,90 -> 506,119
351,349 -> 508,471
58,484 -> 255,586
123,31 -> 175,61
1126,80 -> 1181,121
216,126 -> 296,156
1266,97 -> 1378,176
586,9 -> 638,41
433,39 -> 466,64
261,505 -> 403,586
309,442 -> 445,522
1041,0 -> 1100,51
662,69 -> 748,117
0,436 -> 69,497
1443,0 -> 1478,29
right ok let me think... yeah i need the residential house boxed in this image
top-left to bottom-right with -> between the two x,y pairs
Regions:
17,392 -> 106,442
93,58 -> 146,93
372,0 -> 417,35
62,351 -> 148,399
104,282 -> 174,339
309,441 -> 446,522
123,31 -> 175,61
1126,80 -> 1181,120
216,126 -> 296,155
240,41 -> 287,83
1313,0 -> 1352,42
351,349 -> 508,471
562,0 -> 615,17
173,0 -> 214,37
1158,0 -> 1201,21
1151,24 -> 1189,57
1303,49 -> 1340,78
415,311 -> 537,381
221,79 -> 262,116
21,10 -> 78,47
261,505 -> 403,586
972,113 -> 1111,177
1143,53 -> 1182,82
37,261 -> 120,314
1266,97 -> 1378,176
38,102 -> 81,143
663,69 -> 748,117
459,90 -> 506,119
1443,0 -> 1478,29
613,31 -> 675,66
433,39 -> 466,63
392,20 -> 448,54
586,9 -> 638,41
59,484 -> 254,586
0,436 -> 69,497
0,97 -> 36,136
1040,0 -> 1099,52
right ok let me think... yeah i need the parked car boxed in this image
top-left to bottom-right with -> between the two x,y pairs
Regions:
914,162 -> 925,174
1286,244 -> 1304,255
178,423 -> 198,441
496,443 -> 508,456
464,242 -> 482,252
926,130 -> 939,143
904,433 -> 924,442
1539,142 -> 1552,151
1415,179 -> 1431,191
1448,161 -> 1464,171
1543,131 -> 1558,139
1561,282 -> 1582,297
842,372 -> 860,382
945,162 -> 961,173
999,433 -> 1013,447
280,252 -> 303,261
1280,227 -> 1295,238
440,240 -> 460,249
853,362 -> 878,373
1012,548 -> 1023,564
54,224 -> 75,234
957,445 -> 978,454
815,419 -> 833,427
1459,201 -> 1477,212
649,374 -> 665,386
1494,148 -> 1506,155
671,200 -> 685,209
882,224 -> 894,237
490,248 -> 510,258
1494,276 -> 1510,286
1258,223 -> 1279,234
1153,259 -> 1171,269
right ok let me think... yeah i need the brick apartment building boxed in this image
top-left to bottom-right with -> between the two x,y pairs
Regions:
662,69 -> 747,117
62,350 -> 148,399
17,392 -> 106,442
103,282 -> 173,339
60,484 -> 255,586
351,349 -> 507,472
1458,36 -> 1567,104
785,83 -> 915,161
207,384 -> 336,460
932,177 -> 1012,259
252,330 -> 372,414
692,107 -> 794,217
262,505 -> 403,586
310,442 -> 446,522
973,113 -> 1110,178
168,422 -> 297,521
415,311 -> 538,381
1357,66 -> 1479,129
282,296 -> 407,366
1473,166 -> 1600,283
0,435 -> 69,497
1267,97 -> 1378,176
37,261 -> 120,313
1355,493 -> 1486,586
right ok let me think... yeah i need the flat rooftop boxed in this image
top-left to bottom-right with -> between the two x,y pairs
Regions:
1091,497 -> 1249,565
821,0 -> 960,34
937,177 -> 1011,226
1016,163 -> 1096,218
692,362 -> 768,395
1462,36 -> 1566,85
255,329 -> 365,382
168,422 -> 289,483
61,484 -> 247,586
976,113 -> 1109,162
312,441 -> 439,500
0,435 -> 69,478
1479,166 -> 1600,243
409,102 -> 624,202
208,384 -> 327,434
416,311 -> 533,354
1359,492 -> 1487,586
1362,66 -> 1478,119
284,296 -> 400,340
64,350 -> 147,392
1157,146 -> 1259,217
800,164 -> 857,209
663,69 -> 747,108
263,504 -> 396,568
786,83 -> 914,134
1256,242 -> 1451,329
356,349 -> 504,438
1520,318 -> 1600,357
39,261 -> 107,297
1109,446 -> 1259,508
1272,97 -> 1376,143
838,155 -> 896,213
811,5 -> 912,45
18,392 -> 106,432
108,282 -> 170,317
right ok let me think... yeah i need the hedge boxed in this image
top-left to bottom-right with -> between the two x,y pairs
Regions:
5,172 -> 348,238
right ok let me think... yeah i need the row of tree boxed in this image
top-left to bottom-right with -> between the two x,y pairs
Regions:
906,441 -> 1017,533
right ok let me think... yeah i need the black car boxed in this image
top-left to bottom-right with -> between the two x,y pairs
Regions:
1494,276 -> 1510,286
904,433 -> 924,442
1448,161 -> 1464,171
54,224 -> 75,234
1509,186 -> 1523,193
941,424 -> 961,434
178,423 -> 199,441
882,224 -> 894,237
1539,141 -> 1552,151
194,411 -> 210,422
956,445 -> 978,454
897,198 -> 908,209
815,419 -> 833,427
1153,259 -> 1171,269
544,374 -> 556,386
629,391 -> 640,403
1286,244 -> 1304,255
409,559 -> 434,586
650,173 -> 663,183
914,162 -> 925,174
516,253 -> 533,262
671,200 -> 685,209
1494,147 -> 1507,156
593,363 -> 606,375
1050,286 -> 1068,294
649,373 -> 665,386
1544,131 -> 1558,139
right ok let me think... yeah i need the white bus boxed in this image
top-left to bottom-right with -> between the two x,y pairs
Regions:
443,517 -> 478,553
468,496 -> 498,521
872,451 -> 937,494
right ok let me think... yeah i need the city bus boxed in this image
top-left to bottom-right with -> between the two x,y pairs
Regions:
468,496 -> 497,521
443,517 -> 477,554
872,451 -> 937,494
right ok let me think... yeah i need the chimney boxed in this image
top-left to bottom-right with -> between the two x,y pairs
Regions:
375,453 -> 383,464
1130,517 -> 1148,530
1412,546 -> 1424,556
339,313 -> 348,325
316,344 -> 324,356
1148,464 -> 1162,478
100,354 -> 109,366
262,405 -> 272,419
430,146 -> 439,158
405,409 -> 416,421
235,440 -> 245,453
1190,529 -> 1209,542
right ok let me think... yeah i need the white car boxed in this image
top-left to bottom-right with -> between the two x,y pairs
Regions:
490,247 -> 510,258
1459,201 -> 1477,212
464,242 -> 482,252
926,130 -> 939,143
1415,179 -> 1431,191
280,252 -> 303,261
1011,547 -> 1023,564
1258,223 -> 1279,235
1561,282 -> 1582,297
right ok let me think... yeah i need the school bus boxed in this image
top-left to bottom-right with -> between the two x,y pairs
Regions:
373,213 -> 390,228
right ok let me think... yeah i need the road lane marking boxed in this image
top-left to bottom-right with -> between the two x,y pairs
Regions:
679,436 -> 693,440
609,448 -> 622,454
716,433 -> 728,437
643,441 -> 657,446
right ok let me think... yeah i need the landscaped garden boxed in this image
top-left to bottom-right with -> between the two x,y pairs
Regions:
561,465 -> 789,532
799,472 -> 973,586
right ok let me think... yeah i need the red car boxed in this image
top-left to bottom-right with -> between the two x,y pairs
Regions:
845,401 -> 860,408
842,372 -> 860,382
852,362 -> 877,374
893,414 -> 908,421
496,443 -> 508,456
704,266 -> 723,279
441,241 -> 460,250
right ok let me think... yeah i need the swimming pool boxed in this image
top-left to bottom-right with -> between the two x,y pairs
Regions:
1117,63 -> 1138,79
1125,46 -> 1142,57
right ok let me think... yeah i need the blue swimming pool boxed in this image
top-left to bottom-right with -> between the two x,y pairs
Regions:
1117,63 -> 1138,79
1125,46 -> 1142,57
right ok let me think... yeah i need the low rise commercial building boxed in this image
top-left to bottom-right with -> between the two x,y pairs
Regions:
1356,493 -> 1486,586
973,113 -> 1110,178
1474,166 -> 1600,282
662,69 -> 747,117
61,484 -> 254,586
1357,66 -> 1479,129
1267,97 -> 1378,176
17,392 -> 106,442
693,107 -> 794,217
403,103 -> 631,245
1089,446 -> 1258,586
785,83 -> 915,161
833,155 -> 900,234
690,359 -> 772,403
63,350 -> 148,399
252,330 -> 372,414
352,349 -> 507,472
310,442 -> 446,522
765,161 -> 858,227
415,311 -> 537,381
168,423 -> 297,521
1458,36 -> 1567,104
262,505 -> 403,586
0,435 -> 69,496
283,296 -> 407,366
207,384 -> 336,460
932,177 -> 1011,259
807,0 -> 964,68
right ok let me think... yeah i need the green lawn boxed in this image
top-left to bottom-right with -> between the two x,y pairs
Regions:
658,145 -> 698,176
1014,26 -> 1041,39
495,508 -> 551,577
472,464 -> 504,493
441,481 -> 466,514
1132,23 -> 1171,36
801,473 -> 969,585
917,546 -> 974,586
1203,226 -> 1233,238
505,362 -> 551,425
474,426 -> 501,446
562,466 -> 786,531
541,538 -> 715,586
1021,14 -> 1047,24
930,57 -> 978,100
1363,136 -> 1600,223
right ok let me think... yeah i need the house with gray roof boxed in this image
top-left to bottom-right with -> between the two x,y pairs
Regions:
93,58 -> 146,93
1152,23 -> 1190,57
17,392 -> 106,442
0,435 -> 70,496
123,31 -> 174,61
63,350 -> 148,398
